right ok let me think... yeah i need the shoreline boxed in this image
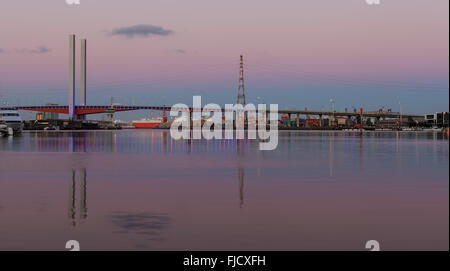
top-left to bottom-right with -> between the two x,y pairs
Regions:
19,128 -> 449,133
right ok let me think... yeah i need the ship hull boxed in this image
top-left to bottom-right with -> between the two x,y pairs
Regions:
132,122 -> 161,129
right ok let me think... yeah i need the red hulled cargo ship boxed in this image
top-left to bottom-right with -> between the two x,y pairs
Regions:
132,117 -> 163,129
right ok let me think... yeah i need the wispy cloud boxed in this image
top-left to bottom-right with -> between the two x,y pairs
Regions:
173,49 -> 187,54
31,46 -> 52,54
15,46 -> 52,54
0,48 -> 4,54
109,24 -> 174,38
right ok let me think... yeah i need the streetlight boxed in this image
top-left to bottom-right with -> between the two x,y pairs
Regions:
256,96 -> 265,106
330,99 -> 335,122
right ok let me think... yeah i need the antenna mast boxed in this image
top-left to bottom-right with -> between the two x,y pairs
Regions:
236,55 -> 246,105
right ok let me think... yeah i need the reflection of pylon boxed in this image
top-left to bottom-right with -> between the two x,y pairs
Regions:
236,55 -> 246,105
68,168 -> 88,227
68,170 -> 76,227
238,167 -> 244,208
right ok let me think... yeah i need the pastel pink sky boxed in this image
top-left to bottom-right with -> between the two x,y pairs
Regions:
0,0 -> 448,114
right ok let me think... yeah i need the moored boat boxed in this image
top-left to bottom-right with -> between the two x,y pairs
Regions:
132,117 -> 163,129
0,109 -> 23,135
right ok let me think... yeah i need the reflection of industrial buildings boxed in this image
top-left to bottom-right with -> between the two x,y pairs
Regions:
20,131 -> 257,153
68,168 -> 88,227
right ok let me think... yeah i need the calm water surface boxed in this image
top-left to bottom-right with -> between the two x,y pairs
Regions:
0,130 -> 448,250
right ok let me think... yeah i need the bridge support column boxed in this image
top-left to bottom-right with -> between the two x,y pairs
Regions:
296,114 -> 299,127
69,34 -> 75,120
319,114 -> 323,127
76,114 -> 86,121
80,39 -> 87,120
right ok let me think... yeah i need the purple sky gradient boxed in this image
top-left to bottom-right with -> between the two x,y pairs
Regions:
0,0 -> 448,119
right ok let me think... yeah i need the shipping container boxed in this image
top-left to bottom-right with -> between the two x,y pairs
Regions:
338,118 -> 347,126
306,119 -> 321,126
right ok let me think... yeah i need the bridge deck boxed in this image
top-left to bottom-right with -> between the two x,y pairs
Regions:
0,105 -> 424,119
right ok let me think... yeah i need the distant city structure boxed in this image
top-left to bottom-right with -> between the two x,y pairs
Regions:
35,112 -> 43,121
425,112 -> 449,127
68,34 -> 87,120
1,36 -> 447,132
43,104 -> 59,120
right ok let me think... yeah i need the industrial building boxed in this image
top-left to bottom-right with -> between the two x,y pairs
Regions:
43,104 -> 59,120
425,112 -> 449,127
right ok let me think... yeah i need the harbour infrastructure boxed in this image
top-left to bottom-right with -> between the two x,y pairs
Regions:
0,104 -> 428,127
0,35 -> 447,130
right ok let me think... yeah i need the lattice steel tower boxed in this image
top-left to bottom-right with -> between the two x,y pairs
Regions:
236,55 -> 246,105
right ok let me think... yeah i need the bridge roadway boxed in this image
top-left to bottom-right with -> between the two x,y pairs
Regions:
0,105 -> 424,120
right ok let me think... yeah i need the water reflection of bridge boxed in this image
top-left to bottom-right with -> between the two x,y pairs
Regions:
22,131 -> 256,153
4,130 -> 448,153
66,165 -> 247,228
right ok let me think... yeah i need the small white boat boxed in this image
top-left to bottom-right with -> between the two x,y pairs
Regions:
423,127 -> 442,132
402,127 -> 423,131
0,123 -> 8,135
